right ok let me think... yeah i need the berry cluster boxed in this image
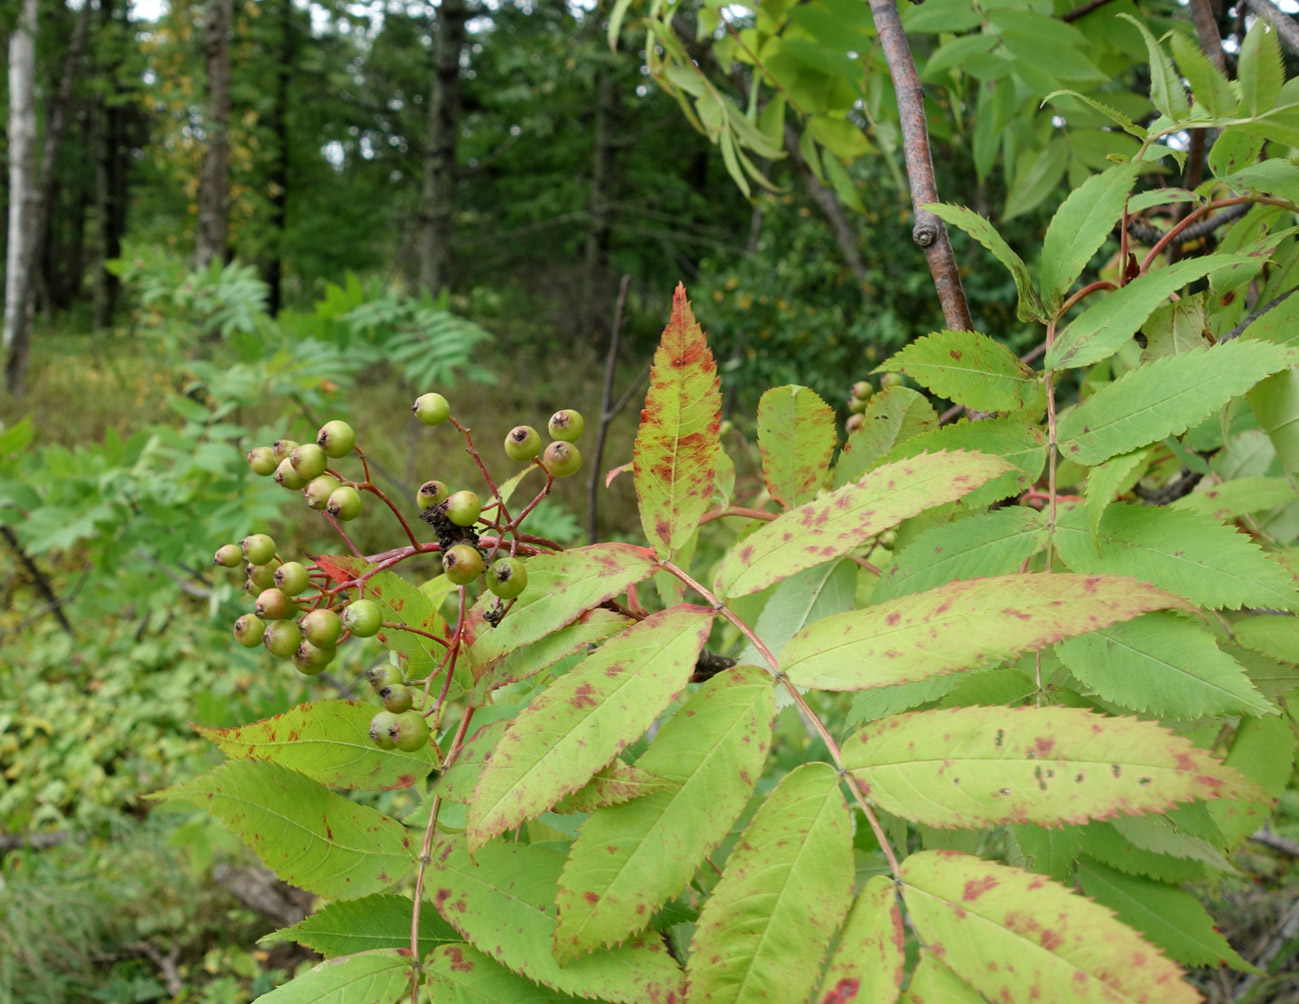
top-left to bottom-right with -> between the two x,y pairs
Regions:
215,397 -> 588,750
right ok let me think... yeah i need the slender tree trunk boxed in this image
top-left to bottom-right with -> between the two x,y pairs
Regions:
263,0 -> 293,315
92,0 -> 131,330
419,0 -> 467,294
4,0 -> 38,397
581,66 -> 617,339
195,0 -> 232,270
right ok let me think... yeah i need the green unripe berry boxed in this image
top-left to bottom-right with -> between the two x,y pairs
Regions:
316,420 -> 356,459
504,425 -> 543,462
247,562 -> 278,591
390,711 -> 431,752
272,439 -> 298,462
263,619 -> 302,658
304,474 -> 341,510
442,543 -> 484,585
290,443 -> 328,480
256,587 -> 295,621
274,561 -> 310,596
366,664 -> 404,691
444,490 -> 482,527
880,372 -> 904,389
412,392 -> 451,426
343,599 -> 382,637
301,608 -> 343,647
275,457 -> 307,490
369,711 -> 399,749
417,480 -> 450,510
233,614 -> 265,648
292,640 -> 336,675
541,441 -> 581,477
241,534 -> 277,565
848,396 -> 868,415
214,543 -> 243,568
379,684 -> 414,713
487,557 -> 528,599
548,409 -> 584,442
247,446 -> 277,476
852,380 -> 873,400
327,486 -> 363,521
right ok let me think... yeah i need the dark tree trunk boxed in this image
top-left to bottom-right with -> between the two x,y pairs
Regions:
195,0 -> 232,270
581,65 -> 618,339
92,0 -> 133,330
419,0 -> 467,294
263,0 -> 293,315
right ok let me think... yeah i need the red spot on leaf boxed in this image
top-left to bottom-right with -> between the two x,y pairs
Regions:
962,875 -> 998,902
818,978 -> 861,1003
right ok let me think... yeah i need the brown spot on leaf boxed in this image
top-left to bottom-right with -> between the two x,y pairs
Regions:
962,875 -> 998,902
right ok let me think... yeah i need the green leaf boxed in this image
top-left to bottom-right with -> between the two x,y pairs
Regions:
261,894 -> 459,958
1057,342 -> 1291,465
554,666 -> 775,959
461,543 -> 657,670
1048,256 -> 1253,371
1234,614 -> 1299,664
633,283 -> 722,558
1054,503 -> 1299,611
756,384 -> 836,508
153,760 -> 412,899
899,953 -> 984,1003
431,719 -> 512,805
1010,823 -> 1082,885
844,706 -> 1259,829
1084,448 -> 1149,547
1173,475 -> 1299,522
1041,163 -> 1141,309
364,570 -> 446,677
878,330 -> 1042,413
1249,367 -> 1299,479
1080,821 -> 1208,884
782,573 -> 1188,691
469,608 -> 631,702
1004,138 -> 1071,223
814,875 -> 905,1004
426,943 -> 583,1002
1119,14 -> 1189,122
1240,18 -> 1284,117
1208,713 -> 1297,848
880,418 -> 1046,508
924,203 -> 1046,322
686,763 -> 853,1004
1170,31 -> 1237,118
429,836 -> 684,1003
251,949 -> 413,1004
550,760 -> 674,814
1055,613 -> 1273,719
738,559 -> 856,665
192,700 -> 438,790
714,451 -> 1013,598
832,387 -> 938,487
1077,858 -> 1257,972
873,508 -> 1046,603
902,851 -> 1198,1004
467,605 -> 713,849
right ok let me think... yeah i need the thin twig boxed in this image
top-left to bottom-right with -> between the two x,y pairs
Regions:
1,526 -> 77,635
588,274 -> 632,544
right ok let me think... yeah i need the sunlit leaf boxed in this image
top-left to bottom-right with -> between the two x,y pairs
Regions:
756,384 -> 836,508
814,875 -> 905,1004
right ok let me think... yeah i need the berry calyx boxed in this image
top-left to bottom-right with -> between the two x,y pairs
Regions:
379,684 -> 414,713
293,641 -> 336,675
342,599 -> 382,637
233,614 -> 265,648
275,458 -> 308,490
290,443 -> 328,480
241,534 -> 277,565
442,543 -> 484,585
487,557 -> 528,599
274,561 -> 310,596
263,619 -> 302,658
390,711 -> 431,752
316,420 -> 356,458
541,441 -> 581,477
301,608 -> 343,647
845,413 -> 864,434
327,486 -> 363,521
417,480 -> 450,510
369,711 -> 399,749
504,426 -> 543,462
444,490 -> 482,527
548,409 -> 584,443
256,587 -> 295,621
272,439 -> 299,462
366,664 -> 404,691
214,543 -> 243,568
247,446 -> 277,476
412,392 -> 451,426
304,474 -> 341,510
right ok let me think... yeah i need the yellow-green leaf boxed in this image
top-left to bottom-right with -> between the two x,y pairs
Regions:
756,384 -> 836,508
814,875 -> 904,1004
878,330 -> 1041,413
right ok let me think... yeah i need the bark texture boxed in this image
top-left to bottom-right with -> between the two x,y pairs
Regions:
4,0 -> 38,397
419,0 -> 467,294
195,0 -> 232,270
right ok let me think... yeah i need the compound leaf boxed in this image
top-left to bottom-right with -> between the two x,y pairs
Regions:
756,384 -> 836,508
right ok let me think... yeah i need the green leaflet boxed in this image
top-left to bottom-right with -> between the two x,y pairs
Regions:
1169,31 -> 1236,117
1077,858 -> 1256,972
1233,614 -> 1299,664
426,943 -> 583,1002
192,700 -> 438,791
923,202 -> 1046,322
877,330 -> 1041,413
1010,824 -> 1082,886
1048,256 -> 1252,371
877,417 -> 1046,508
1110,814 -> 1239,874
1240,17 -> 1284,117
899,954 -> 984,1004
1119,13 -> 1189,122
364,570 -> 446,677
714,451 -> 1012,599
1248,367 -> 1299,479
900,851 -> 1199,1004
1172,475 -> 1298,521
469,608 -> 631,702
466,605 -> 713,850
873,507 -> 1046,603
553,667 -> 775,960
153,760 -> 412,899
1040,162 -> 1141,310
550,760 -> 674,814
843,706 -> 1260,829
260,893 -> 459,958
251,949 -> 413,1004
1140,294 -> 1213,362
1054,612 -> 1274,719
1209,714 -> 1297,849
756,384 -> 836,508
686,763 -> 853,1004
737,559 -> 856,666
1079,821 -> 1207,884
432,719 -> 512,804
1084,448 -> 1149,548
633,283 -> 722,558
1055,503 -> 1299,611
429,836 -> 684,1003
832,386 -> 938,486
1057,342 -> 1291,466
782,573 -> 1187,691
814,875 -> 905,1004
